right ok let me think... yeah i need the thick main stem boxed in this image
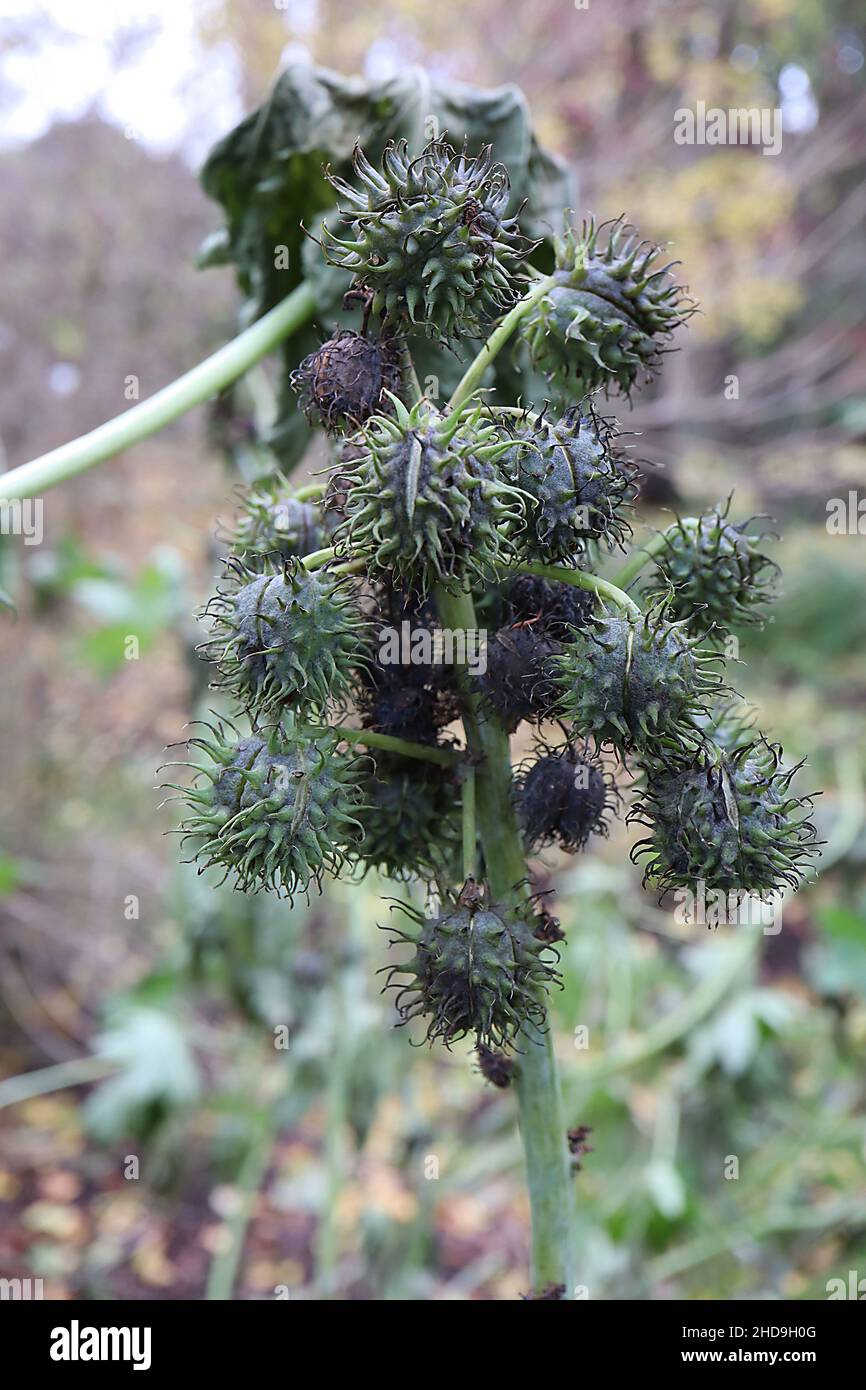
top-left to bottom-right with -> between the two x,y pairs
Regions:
435,582 -> 575,1295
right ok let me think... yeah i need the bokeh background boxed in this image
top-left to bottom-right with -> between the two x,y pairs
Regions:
1,0 -> 865,1301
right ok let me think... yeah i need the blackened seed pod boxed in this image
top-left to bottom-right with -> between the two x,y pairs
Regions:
503,573 -> 595,640
354,753 -> 463,881
290,329 -> 402,433
517,744 -> 615,853
477,623 -> 563,733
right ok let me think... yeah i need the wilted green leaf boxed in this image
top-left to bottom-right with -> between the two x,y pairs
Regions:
199,63 -> 573,468
85,1007 -> 200,1143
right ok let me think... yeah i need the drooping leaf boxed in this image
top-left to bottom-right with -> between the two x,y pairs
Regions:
199,63 -> 574,468
85,1007 -> 200,1143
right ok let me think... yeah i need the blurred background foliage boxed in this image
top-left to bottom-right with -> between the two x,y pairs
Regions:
0,0 -> 864,1300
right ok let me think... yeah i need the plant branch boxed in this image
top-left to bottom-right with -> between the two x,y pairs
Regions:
613,530 -> 673,590
516,561 -> 642,616
435,581 -> 575,1296
447,276 -> 555,413
0,282 -> 317,501
305,725 -> 463,768
0,1055 -> 118,1110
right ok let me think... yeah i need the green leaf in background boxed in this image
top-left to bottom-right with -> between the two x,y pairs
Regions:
0,855 -> 21,895
806,904 -> 866,1000
85,1007 -> 200,1143
199,63 -> 573,468
69,546 -> 188,676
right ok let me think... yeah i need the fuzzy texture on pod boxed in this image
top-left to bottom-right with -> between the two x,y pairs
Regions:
201,558 -> 368,717
324,139 -> 528,338
354,753 -> 462,880
477,623 -> 562,733
517,744 -> 614,853
174,721 -> 365,897
642,500 -> 779,636
382,879 -> 560,1050
224,484 -> 328,569
290,329 -> 403,433
502,573 -> 595,638
502,405 -> 636,560
337,393 -> 527,591
553,604 -> 725,756
358,581 -> 461,744
629,737 -> 818,896
523,217 -> 693,396
476,1043 -> 515,1088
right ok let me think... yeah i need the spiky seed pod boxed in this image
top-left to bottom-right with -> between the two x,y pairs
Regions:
290,329 -> 402,433
201,558 -> 368,717
553,604 -> 725,756
503,573 -> 595,639
523,216 -> 693,396
337,393 -> 527,592
517,744 -> 614,853
324,139 -> 528,338
642,500 -> 780,637
224,484 -> 328,570
381,879 -> 560,1051
477,623 -> 562,733
476,1043 -> 515,1089
354,754 -> 462,880
174,721 -> 365,898
629,738 -> 818,897
503,405 -> 636,559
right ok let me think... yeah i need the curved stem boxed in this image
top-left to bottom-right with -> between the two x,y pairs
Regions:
516,561 -> 642,616
293,481 -> 326,502
0,1055 -> 117,1110
435,582 -> 575,1296
300,546 -> 336,569
613,529 -> 673,590
304,724 -> 463,769
0,282 -> 317,501
447,276 -> 555,414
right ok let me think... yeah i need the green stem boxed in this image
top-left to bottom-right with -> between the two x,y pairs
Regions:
447,276 -> 555,413
0,282 -> 317,501
462,764 -> 477,879
293,481 -> 326,502
305,724 -> 463,768
206,1105 -> 277,1300
435,582 -> 574,1296
613,529 -> 673,590
0,1055 -> 117,1110
516,561 -> 641,616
